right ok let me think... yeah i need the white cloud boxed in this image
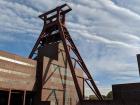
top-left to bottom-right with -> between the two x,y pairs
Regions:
0,0 -> 42,41
1,0 -> 140,95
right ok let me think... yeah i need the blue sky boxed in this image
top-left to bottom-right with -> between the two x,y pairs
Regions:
1,0 -> 140,95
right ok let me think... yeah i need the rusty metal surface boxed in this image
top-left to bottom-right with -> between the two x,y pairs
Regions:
29,3 -> 102,105
29,4 -> 72,59
33,45 -> 81,105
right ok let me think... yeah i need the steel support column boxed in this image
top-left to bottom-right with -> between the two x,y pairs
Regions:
8,89 -> 11,105
29,4 -> 103,104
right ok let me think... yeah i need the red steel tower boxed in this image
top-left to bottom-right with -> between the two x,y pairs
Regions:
29,4 -> 103,105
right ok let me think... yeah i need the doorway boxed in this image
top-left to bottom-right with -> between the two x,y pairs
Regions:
0,90 -> 9,105
10,90 -> 23,105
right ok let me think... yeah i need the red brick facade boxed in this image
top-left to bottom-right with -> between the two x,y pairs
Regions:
0,43 -> 83,105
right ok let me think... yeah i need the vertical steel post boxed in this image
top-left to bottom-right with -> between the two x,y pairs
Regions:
57,14 -> 83,103
8,89 -> 11,105
23,90 -> 26,105
83,78 -> 85,99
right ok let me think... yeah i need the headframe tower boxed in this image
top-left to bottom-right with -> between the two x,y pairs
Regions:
29,4 -> 103,104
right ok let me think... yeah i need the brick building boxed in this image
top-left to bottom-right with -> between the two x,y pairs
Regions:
0,50 -> 36,105
0,42 -> 83,105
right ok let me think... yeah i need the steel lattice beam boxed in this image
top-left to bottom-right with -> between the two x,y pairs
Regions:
29,4 -> 103,105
